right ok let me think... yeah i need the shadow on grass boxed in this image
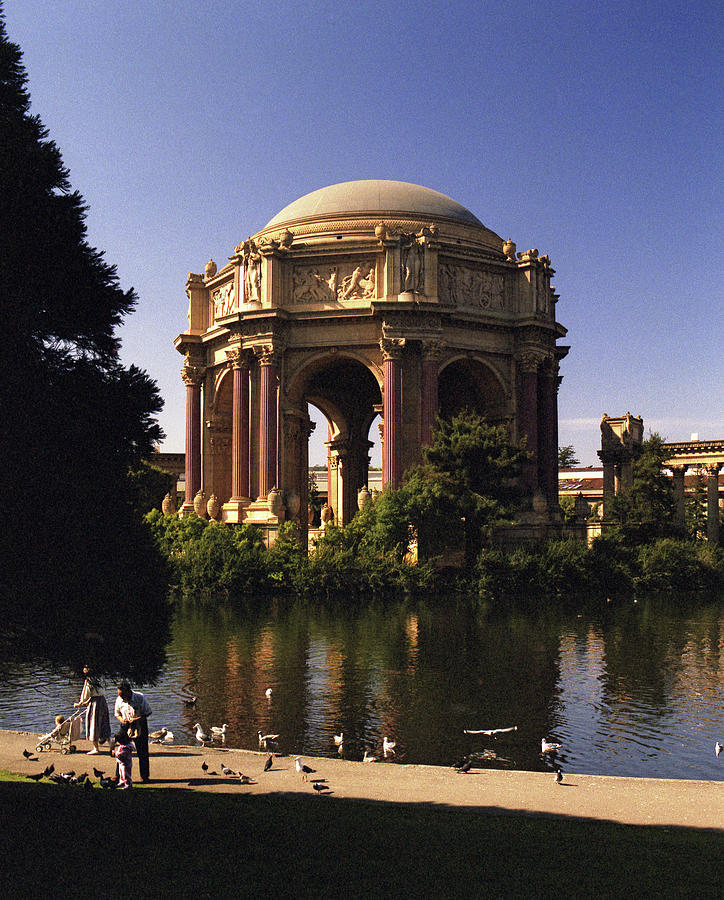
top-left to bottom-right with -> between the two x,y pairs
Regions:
0,779 -> 721,898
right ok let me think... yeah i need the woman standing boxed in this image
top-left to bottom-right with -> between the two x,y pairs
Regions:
74,665 -> 111,755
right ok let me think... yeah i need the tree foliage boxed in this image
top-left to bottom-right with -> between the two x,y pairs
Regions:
0,14 -> 169,672
558,445 -> 580,468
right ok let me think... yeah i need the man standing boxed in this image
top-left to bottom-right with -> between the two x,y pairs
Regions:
115,680 -> 152,783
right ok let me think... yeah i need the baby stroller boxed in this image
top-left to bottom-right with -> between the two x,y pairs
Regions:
36,708 -> 84,755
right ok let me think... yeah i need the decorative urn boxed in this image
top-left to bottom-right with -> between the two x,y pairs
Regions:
205,259 -> 217,279
357,486 -> 371,509
207,494 -> 221,521
320,503 -> 334,528
502,239 -> 516,261
193,489 -> 207,518
161,491 -> 176,516
267,487 -> 284,518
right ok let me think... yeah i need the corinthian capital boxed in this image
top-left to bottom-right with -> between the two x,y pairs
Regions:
254,344 -> 282,367
518,351 -> 542,374
380,337 -> 406,361
181,362 -> 206,386
226,347 -> 251,370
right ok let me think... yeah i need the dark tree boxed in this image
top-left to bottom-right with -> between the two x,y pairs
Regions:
558,445 -> 580,468
0,12 -> 169,677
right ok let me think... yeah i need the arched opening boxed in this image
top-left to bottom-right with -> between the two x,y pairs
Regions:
438,358 -> 508,425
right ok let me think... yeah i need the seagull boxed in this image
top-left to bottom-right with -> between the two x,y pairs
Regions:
160,730 -> 174,744
258,731 -> 280,749
92,767 -> 105,778
463,726 -> 518,736
193,723 -> 212,744
312,782 -> 329,794
555,767 -> 563,784
295,757 -> 315,781
363,750 -> 380,763
211,724 -> 228,737
716,742 -> 723,757
26,772 -> 45,781
263,754 -> 273,772
383,736 -> 396,758
334,733 -> 344,754
221,764 -> 236,777
265,688 -> 273,700
541,738 -> 562,754
149,727 -> 168,741
455,758 -> 473,774
43,764 -> 55,777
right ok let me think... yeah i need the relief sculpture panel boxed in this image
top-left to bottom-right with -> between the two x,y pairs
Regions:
438,261 -> 505,311
293,260 -> 376,304
212,282 -> 237,320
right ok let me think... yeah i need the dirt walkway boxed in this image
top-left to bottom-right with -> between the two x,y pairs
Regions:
2,728 -> 721,830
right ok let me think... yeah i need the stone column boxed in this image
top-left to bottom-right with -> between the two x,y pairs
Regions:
706,464 -> 721,544
537,357 -> 560,509
256,346 -> 279,498
181,362 -> 206,515
228,349 -> 250,501
420,340 -> 443,447
518,353 -> 540,496
381,337 -> 405,489
671,466 -> 687,531
600,455 -> 616,519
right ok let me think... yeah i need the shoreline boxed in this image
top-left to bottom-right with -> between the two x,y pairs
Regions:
1,728 -> 721,830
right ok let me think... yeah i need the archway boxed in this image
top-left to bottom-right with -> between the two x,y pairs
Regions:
438,358 -> 508,424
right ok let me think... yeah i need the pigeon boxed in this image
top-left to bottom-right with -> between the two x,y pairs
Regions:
221,764 -> 236,777
363,750 -> 380,763
26,772 -> 45,781
211,724 -> 228,738
201,761 -> 209,773
239,773 -> 254,785
555,767 -> 563,784
49,774 -> 68,785
716,742 -> 722,757
541,739 -> 562,754
22,749 -> 38,761
312,782 -> 329,795
455,758 -> 473,774
73,773 -> 88,785
100,775 -> 118,789
92,767 -> 105,778
193,723 -> 212,744
263,755 -> 273,772
258,731 -> 280,749
43,764 -> 55,777
84,778 -> 93,791
383,737 -> 396,758
295,757 -> 315,781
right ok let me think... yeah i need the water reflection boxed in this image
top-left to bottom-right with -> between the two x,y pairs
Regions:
1,596 -> 722,781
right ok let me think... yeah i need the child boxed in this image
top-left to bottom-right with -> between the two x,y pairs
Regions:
113,727 -> 134,789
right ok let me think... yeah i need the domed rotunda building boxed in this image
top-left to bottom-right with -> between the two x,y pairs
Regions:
174,180 -> 568,535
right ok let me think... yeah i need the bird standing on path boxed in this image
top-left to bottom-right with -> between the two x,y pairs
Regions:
541,738 -> 562,754
455,758 -> 473,774
239,773 -> 254,784
43,764 -> 55,777
363,750 -> 380,763
295,757 -> 315,781
555,767 -> 563,784
263,755 -> 273,772
312,782 -> 329,795
22,749 -> 38,760
221,764 -> 236,777
193,723 -> 212,744
92,766 -> 105,779
383,736 -> 396,758
201,761 -> 209,773
26,772 -> 45,781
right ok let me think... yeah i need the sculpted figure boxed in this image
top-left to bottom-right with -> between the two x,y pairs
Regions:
402,239 -> 423,292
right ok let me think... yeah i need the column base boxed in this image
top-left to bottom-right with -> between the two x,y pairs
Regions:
221,497 -> 252,523
243,498 -> 285,526
179,502 -> 197,518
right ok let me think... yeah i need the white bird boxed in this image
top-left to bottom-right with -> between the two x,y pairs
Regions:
295,756 -> 315,781
149,727 -> 168,741
716,742 -> 722,757
463,726 -> 518,736
193,723 -> 212,744
160,730 -> 174,744
383,736 -> 396,758
258,731 -> 279,749
211,724 -> 228,737
334,732 -> 344,745
265,688 -> 273,700
541,738 -> 562,754
363,750 -> 380,763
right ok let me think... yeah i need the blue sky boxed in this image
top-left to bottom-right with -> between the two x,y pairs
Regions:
6,0 -> 722,466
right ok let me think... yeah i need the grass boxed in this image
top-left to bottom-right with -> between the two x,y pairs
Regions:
1,772 -> 721,898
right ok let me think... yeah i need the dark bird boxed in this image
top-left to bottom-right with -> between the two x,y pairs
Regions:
43,764 -> 55,777
312,782 -> 329,794
22,749 -> 38,761
239,774 -> 254,785
263,755 -> 273,772
221,764 -> 236,777
59,771 -> 75,779
49,774 -> 67,785
84,778 -> 93,791
555,767 -> 563,784
295,757 -> 315,781
92,767 -> 105,778
201,761 -> 209,773
455,758 -> 473,774
26,772 -> 45,781
100,775 -> 118,789
184,696 -> 197,706
74,773 -> 88,784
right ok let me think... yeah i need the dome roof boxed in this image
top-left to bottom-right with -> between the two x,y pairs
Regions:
264,180 -> 484,229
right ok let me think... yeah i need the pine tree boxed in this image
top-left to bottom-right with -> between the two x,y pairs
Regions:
0,11 -> 169,673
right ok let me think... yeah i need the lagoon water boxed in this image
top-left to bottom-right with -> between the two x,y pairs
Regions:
1,597 -> 722,781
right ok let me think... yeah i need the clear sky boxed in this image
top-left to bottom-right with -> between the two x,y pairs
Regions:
5,0 -> 722,467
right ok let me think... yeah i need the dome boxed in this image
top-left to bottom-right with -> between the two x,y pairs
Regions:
263,180 -> 484,229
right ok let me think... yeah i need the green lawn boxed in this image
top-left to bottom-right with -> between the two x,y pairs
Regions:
1,772 -> 721,898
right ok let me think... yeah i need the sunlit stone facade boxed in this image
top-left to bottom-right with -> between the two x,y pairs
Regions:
174,180 -> 568,537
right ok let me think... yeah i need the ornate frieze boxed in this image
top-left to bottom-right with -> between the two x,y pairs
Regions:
292,259 -> 376,303
438,261 -> 505,310
212,282 -> 237,319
